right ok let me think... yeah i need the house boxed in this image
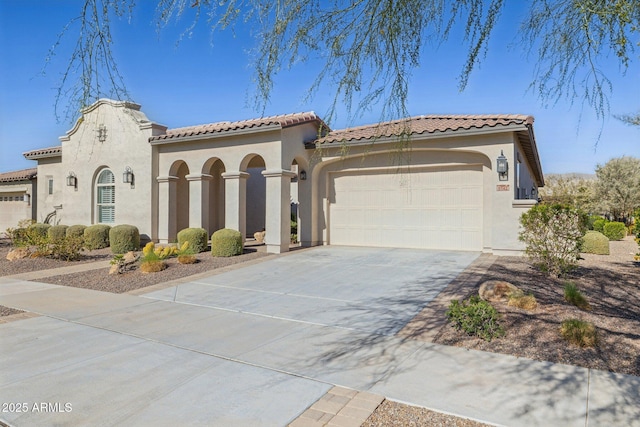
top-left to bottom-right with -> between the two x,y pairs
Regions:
0,99 -> 544,254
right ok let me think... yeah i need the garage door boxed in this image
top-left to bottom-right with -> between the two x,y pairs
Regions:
329,165 -> 483,250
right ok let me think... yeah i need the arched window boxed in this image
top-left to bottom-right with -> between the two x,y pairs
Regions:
96,169 -> 115,223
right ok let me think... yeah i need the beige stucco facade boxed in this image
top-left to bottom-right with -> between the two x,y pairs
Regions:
2,99 -> 544,254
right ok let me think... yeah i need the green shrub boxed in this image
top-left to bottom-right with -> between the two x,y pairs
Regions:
519,204 -> 587,277
592,218 -> 608,233
602,221 -> 626,241
177,227 -> 208,253
66,225 -> 87,240
48,225 -> 69,243
560,319 -> 597,347
581,231 -> 610,255
28,223 -> 51,239
49,235 -> 84,261
587,215 -> 605,230
211,228 -> 243,257
446,296 -> 505,342
84,224 -> 111,250
564,282 -> 591,310
109,224 -> 140,254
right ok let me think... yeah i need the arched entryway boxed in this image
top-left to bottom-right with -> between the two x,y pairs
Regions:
241,154 -> 266,238
204,158 -> 226,235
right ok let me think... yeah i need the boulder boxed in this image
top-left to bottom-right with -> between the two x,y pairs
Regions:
122,251 -> 137,263
6,247 -> 30,261
478,280 -> 520,302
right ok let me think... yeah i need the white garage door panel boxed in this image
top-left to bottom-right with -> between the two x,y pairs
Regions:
329,166 -> 482,250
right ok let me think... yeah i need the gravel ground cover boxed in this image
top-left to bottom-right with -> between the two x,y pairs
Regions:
430,237 -> 640,377
363,400 -> 493,427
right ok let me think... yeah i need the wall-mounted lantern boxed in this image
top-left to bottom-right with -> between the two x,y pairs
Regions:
531,187 -> 537,199
122,166 -> 134,185
66,171 -> 77,188
496,151 -> 508,181
97,124 -> 107,142
299,170 -> 307,181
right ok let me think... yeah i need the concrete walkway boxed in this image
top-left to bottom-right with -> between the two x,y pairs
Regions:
1,247 -> 639,427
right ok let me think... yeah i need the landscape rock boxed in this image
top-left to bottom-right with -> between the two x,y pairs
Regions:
478,280 -> 520,302
6,247 -> 30,261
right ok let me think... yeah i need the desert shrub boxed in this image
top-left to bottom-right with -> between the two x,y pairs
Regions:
446,296 -> 505,342
13,223 -> 50,252
587,215 -> 605,230
602,221 -> 626,241
84,224 -> 111,250
581,231 -> 610,255
211,228 -> 243,257
177,227 -> 208,253
592,218 -> 608,233
28,223 -> 51,240
564,282 -> 591,310
48,225 -> 69,243
109,224 -> 140,254
519,204 -> 587,277
560,319 -> 597,347
49,235 -> 84,261
66,225 -> 87,240
507,291 -> 538,311
140,242 -> 168,273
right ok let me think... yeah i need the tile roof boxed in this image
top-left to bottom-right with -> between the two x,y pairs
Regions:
315,114 -> 534,145
23,146 -> 62,159
0,167 -> 37,182
150,112 -> 328,142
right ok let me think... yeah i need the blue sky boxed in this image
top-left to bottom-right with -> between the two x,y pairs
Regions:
0,1 -> 638,176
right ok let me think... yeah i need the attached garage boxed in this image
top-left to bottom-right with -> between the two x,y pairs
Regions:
0,168 -> 37,235
328,164 -> 483,250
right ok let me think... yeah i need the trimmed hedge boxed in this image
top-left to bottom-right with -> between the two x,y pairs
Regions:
66,225 -> 87,239
211,228 -> 243,257
582,231 -> 610,255
48,225 -> 69,243
28,223 -> 51,239
593,218 -> 607,233
177,227 -> 208,253
84,224 -> 111,250
603,221 -> 626,241
109,224 -> 140,254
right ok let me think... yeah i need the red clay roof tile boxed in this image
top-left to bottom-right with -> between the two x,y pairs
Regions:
150,112 -> 328,142
0,167 -> 37,182
23,146 -> 62,159
315,114 -> 534,144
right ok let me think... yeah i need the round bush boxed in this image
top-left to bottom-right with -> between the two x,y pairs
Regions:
66,225 -> 87,240
211,228 -> 243,257
28,223 -> 51,238
48,225 -> 69,243
592,218 -> 608,233
587,215 -> 605,230
84,224 -> 111,250
177,227 -> 208,253
109,224 -> 140,254
603,221 -> 626,241
581,231 -> 610,255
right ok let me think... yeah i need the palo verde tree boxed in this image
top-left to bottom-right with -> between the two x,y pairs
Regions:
47,0 -> 640,126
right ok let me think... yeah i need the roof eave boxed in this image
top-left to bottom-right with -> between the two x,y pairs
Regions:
149,123 -> 283,145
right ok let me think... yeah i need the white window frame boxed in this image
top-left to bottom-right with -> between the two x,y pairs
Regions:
96,169 -> 115,223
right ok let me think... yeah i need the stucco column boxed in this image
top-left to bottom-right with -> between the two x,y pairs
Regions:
296,174 -> 312,247
222,171 -> 249,239
262,169 -> 297,254
157,175 -> 178,244
185,173 -> 212,232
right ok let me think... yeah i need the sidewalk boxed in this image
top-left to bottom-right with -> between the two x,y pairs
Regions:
1,251 -> 639,427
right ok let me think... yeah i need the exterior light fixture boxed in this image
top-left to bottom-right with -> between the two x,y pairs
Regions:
97,124 -> 107,142
66,172 -> 77,188
496,150 -> 508,181
122,166 -> 134,184
531,187 -> 537,199
299,170 -> 307,181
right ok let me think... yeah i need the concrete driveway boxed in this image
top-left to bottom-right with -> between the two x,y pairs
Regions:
2,247 -> 638,427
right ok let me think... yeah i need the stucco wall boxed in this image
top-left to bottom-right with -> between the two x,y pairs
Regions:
0,180 -> 35,233
36,157 -> 63,223
55,100 -> 163,240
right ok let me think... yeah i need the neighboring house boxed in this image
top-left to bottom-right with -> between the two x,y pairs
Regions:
0,168 -> 37,236
0,99 -> 544,254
